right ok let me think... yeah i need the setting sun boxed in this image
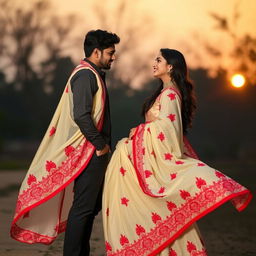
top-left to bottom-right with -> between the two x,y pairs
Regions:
231,74 -> 245,88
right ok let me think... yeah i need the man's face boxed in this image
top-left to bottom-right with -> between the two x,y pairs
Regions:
98,46 -> 116,70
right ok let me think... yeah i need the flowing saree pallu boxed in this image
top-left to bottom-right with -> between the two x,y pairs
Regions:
10,60 -> 106,244
103,87 -> 252,256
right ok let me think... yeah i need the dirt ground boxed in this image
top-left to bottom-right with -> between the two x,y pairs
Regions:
0,161 -> 255,256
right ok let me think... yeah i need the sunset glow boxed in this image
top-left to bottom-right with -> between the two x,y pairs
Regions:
231,74 -> 245,88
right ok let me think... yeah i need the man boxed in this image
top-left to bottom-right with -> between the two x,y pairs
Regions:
63,30 -> 120,255
10,30 -> 120,256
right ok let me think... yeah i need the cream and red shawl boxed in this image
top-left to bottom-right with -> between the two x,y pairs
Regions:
11,60 -> 106,244
102,87 -> 252,256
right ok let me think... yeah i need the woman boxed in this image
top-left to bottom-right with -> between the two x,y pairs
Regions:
102,49 -> 252,256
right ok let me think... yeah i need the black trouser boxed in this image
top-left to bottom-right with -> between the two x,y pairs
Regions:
63,152 -> 109,256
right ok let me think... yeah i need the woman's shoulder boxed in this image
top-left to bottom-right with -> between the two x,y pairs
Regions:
159,87 -> 181,101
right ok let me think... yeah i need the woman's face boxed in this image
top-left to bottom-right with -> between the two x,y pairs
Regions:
152,53 -> 171,79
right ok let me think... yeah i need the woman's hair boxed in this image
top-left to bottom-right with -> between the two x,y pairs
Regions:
142,48 -> 196,134
84,29 -> 120,57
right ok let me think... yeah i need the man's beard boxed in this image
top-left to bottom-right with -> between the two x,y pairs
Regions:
99,59 -> 112,70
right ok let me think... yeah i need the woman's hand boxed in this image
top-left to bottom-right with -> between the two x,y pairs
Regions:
129,128 -> 136,139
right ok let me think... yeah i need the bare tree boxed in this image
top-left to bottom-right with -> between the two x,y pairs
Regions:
204,3 -> 256,85
0,0 -> 78,91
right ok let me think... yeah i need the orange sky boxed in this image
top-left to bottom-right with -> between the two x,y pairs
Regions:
24,0 -> 256,87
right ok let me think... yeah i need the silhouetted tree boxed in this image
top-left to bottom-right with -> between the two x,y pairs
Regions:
205,3 -> 256,85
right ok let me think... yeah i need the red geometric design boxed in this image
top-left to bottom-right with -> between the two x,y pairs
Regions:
187,241 -> 197,253
157,132 -> 165,141
27,175 -> 37,186
106,241 -> 112,252
136,224 -> 146,236
64,145 -> 75,156
49,127 -> 56,136
165,153 -> 173,160
170,173 -> 177,180
151,212 -> 162,224
120,167 -> 126,176
121,197 -> 129,206
120,235 -> 129,246
158,187 -> 165,194
175,161 -> 184,165
180,190 -> 191,200
145,170 -> 153,178
196,177 -> 207,189
166,201 -> 177,212
168,93 -> 176,101
45,161 -> 56,172
167,114 -> 176,122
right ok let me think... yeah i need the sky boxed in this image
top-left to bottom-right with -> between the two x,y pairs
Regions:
22,0 -> 256,87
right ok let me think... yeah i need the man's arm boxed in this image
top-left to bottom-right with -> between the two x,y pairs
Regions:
71,69 -> 108,152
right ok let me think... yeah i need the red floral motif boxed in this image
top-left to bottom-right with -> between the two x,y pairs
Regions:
223,180 -> 235,192
106,241 -> 112,252
157,132 -> 165,141
145,170 -> 153,178
168,93 -> 176,101
169,248 -> 177,256
167,114 -> 176,122
187,241 -> 197,253
45,161 -> 56,172
120,234 -> 129,246
49,127 -> 56,136
158,187 -> 165,194
151,212 -> 162,224
142,147 -> 145,155
128,154 -> 132,161
170,173 -> 177,180
106,208 -> 109,216
151,151 -> 156,158
147,127 -> 151,133
27,174 -> 37,186
166,201 -> 177,212
65,86 -> 69,93
30,187 -> 44,199
120,167 -> 127,176
215,170 -> 225,178
51,172 -> 64,185
175,160 -> 184,165
65,145 -> 75,156
165,153 -> 173,160
180,190 -> 191,200
136,224 -> 146,236
142,238 -> 154,249
196,177 -> 207,189
121,197 -> 129,206
197,162 -> 206,167
125,140 -> 129,144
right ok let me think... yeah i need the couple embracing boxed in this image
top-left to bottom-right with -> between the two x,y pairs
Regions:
11,29 -> 252,256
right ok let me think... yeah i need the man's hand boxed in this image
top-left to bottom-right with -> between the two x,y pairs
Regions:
96,144 -> 110,156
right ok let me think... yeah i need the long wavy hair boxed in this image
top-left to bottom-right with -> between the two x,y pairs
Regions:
142,49 -> 196,134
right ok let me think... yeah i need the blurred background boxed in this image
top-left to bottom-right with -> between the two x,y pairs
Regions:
0,0 -> 255,255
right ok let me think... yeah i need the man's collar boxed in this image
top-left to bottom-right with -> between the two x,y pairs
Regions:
84,58 -> 105,77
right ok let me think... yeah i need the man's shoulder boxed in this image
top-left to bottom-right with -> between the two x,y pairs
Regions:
71,68 -> 96,83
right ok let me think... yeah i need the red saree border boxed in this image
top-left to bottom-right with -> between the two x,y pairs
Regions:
106,181 -> 252,256
11,61 -> 106,243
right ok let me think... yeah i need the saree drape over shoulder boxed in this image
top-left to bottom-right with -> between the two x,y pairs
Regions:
102,87 -> 252,256
10,61 -> 106,244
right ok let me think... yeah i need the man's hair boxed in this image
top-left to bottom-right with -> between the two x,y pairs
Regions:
84,29 -> 120,57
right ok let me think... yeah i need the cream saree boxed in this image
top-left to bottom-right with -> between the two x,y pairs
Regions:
103,87 -> 252,256
11,60 -> 106,244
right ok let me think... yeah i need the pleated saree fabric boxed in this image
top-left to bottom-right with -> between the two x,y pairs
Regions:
11,61 -> 106,244
103,87 -> 252,256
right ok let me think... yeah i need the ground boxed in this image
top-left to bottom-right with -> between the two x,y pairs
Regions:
0,161 -> 255,256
